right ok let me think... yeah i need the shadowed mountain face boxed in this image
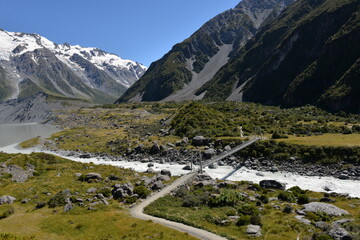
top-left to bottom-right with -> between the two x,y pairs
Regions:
0,30 -> 147,103
199,0 -> 360,113
117,0 -> 295,103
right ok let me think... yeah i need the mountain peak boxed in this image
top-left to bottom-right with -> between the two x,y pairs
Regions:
0,29 -> 147,103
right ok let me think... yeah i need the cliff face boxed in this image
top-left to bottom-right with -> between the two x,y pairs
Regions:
201,0 -> 360,113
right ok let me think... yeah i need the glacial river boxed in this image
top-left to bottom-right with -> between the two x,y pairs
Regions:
0,123 -> 359,198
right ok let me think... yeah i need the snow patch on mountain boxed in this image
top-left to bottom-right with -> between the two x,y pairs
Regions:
0,29 -> 147,89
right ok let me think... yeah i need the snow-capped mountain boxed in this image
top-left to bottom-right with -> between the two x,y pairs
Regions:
0,29 -> 147,103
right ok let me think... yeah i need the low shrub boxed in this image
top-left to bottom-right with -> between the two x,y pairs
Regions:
237,204 -> 259,216
134,185 -> 151,199
297,194 -> 310,204
236,215 -> 251,226
278,191 -> 296,203
0,206 -> 15,219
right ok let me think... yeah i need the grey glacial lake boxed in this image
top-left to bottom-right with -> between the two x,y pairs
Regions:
0,123 -> 60,147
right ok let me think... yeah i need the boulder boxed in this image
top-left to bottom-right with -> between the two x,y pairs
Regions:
87,187 -> 97,194
3,164 -> 33,182
160,169 -> 171,177
112,188 -> 125,199
36,202 -> 46,209
218,181 -> 236,188
182,137 -> 189,144
156,174 -> 170,182
208,163 -> 218,169
303,202 -> 349,216
150,143 -> 161,155
108,174 -> 119,181
328,226 -> 352,240
193,173 -> 216,187
203,148 -> 216,159
134,144 -> 144,153
64,203 -> 74,212
183,165 -> 192,171
246,225 -> 262,237
85,173 -> 102,182
74,173 -> 82,178
259,180 -> 286,190
122,183 -> 134,195
224,145 -> 232,152
295,215 -> 311,225
111,183 -> 134,199
151,181 -> 164,190
322,182 -> 337,192
48,190 -> 71,208
315,221 -> 330,231
192,136 -> 208,146
146,168 -> 156,173
79,154 -> 91,159
0,196 -> 16,205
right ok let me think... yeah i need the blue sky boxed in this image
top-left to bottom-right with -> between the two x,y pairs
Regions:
0,0 -> 240,66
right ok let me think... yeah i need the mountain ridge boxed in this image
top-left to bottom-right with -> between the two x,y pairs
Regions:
0,29 -> 147,103
117,0 -> 294,103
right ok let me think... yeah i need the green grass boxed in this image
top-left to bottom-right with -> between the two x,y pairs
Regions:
0,152 -> 196,240
276,133 -> 360,147
19,137 -> 40,149
145,183 -> 360,240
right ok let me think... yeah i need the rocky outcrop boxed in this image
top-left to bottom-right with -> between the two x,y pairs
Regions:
85,173 -> 102,183
0,196 -> 16,205
246,225 -> 262,237
259,180 -> 286,190
303,202 -> 350,216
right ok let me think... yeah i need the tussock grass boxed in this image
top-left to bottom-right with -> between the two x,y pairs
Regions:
0,152 -> 196,240
277,134 -> 360,147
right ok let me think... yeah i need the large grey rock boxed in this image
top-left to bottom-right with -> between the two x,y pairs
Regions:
87,187 -> 97,194
224,145 -> 232,152
85,173 -> 102,182
0,164 -> 33,182
295,215 -> 311,225
183,165 -> 192,170
192,136 -> 209,146
193,173 -> 216,187
111,183 -> 134,199
203,148 -> 216,159
150,143 -> 161,155
151,181 -> 164,190
146,168 -> 156,173
160,169 -> 171,177
208,163 -> 218,169
64,203 -> 74,212
108,174 -> 119,181
135,144 -> 144,153
328,226 -> 352,240
246,225 -> 262,237
156,174 -> 170,182
259,180 -> 286,190
303,202 -> 349,216
0,196 -> 16,205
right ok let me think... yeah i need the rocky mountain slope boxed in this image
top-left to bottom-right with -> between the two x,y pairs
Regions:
0,29 -> 147,103
117,0 -> 294,103
0,92 -> 93,123
198,0 -> 360,113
